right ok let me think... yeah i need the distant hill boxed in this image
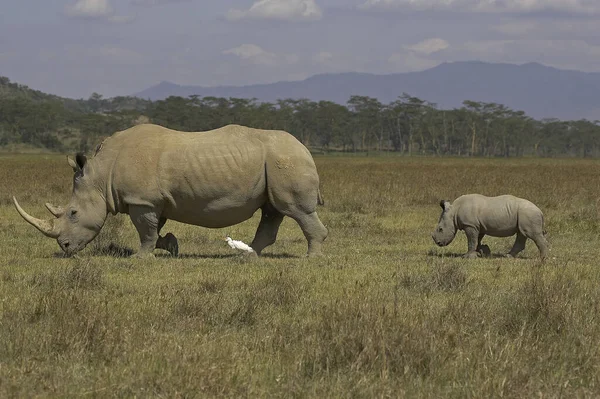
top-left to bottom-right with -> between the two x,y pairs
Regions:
0,76 -> 149,113
0,76 -> 85,111
134,61 -> 600,120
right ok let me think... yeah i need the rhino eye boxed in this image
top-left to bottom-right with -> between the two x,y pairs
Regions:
438,227 -> 443,232
70,210 -> 78,217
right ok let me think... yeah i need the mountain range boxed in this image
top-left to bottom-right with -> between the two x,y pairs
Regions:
134,61 -> 600,121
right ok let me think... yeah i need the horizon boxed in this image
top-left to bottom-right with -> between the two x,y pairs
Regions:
2,60 -> 585,100
142,60 -> 561,90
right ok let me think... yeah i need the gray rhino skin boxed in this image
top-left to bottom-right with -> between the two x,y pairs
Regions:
13,124 -> 328,257
431,194 -> 548,260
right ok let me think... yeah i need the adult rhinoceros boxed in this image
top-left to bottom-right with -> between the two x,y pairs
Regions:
13,124 -> 328,257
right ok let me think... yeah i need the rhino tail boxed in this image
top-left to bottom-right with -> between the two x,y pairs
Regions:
317,189 -> 325,206
542,214 -> 547,236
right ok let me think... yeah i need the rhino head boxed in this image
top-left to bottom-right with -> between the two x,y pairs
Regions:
432,200 -> 457,247
13,154 -> 107,256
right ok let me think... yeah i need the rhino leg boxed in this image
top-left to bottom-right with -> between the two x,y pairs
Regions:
530,233 -> 549,261
129,205 -> 160,258
291,211 -> 328,257
463,227 -> 480,259
155,217 -> 178,256
250,204 -> 284,256
507,232 -> 527,258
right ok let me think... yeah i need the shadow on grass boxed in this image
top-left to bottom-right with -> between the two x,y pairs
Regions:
91,243 -> 135,258
156,252 -> 299,259
53,243 -> 301,260
156,253 -> 238,259
427,249 -> 516,259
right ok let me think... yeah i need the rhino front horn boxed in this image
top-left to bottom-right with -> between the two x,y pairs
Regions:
13,197 -> 60,239
45,202 -> 65,218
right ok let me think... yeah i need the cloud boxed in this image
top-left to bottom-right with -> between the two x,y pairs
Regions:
389,51 -> 440,71
386,38 -> 449,72
461,39 -> 515,56
223,44 -> 298,67
404,38 -> 449,55
313,51 -> 334,65
96,46 -> 145,64
450,39 -> 600,71
65,0 -> 113,18
65,0 -> 132,23
130,0 -> 190,6
108,15 -> 135,23
360,0 -> 600,14
491,18 -> 600,39
0,51 -> 15,63
227,0 -> 323,21
492,20 -> 539,36
65,45 -> 146,65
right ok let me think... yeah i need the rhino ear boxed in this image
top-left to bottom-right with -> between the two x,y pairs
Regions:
67,153 -> 87,174
75,153 -> 87,170
439,200 -> 451,212
67,156 -> 79,172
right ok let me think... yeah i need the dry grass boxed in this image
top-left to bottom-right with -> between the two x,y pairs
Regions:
1,154 -> 600,397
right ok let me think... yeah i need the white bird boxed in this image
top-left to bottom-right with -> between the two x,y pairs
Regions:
225,236 -> 255,253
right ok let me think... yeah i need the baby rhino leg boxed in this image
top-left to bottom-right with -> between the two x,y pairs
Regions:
155,217 -> 178,256
156,233 -> 178,256
517,209 -> 548,260
476,232 -> 491,258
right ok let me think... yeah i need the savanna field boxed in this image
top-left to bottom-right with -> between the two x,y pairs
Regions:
2,154 -> 600,397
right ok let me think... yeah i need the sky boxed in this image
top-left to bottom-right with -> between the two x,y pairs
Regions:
1,0 -> 600,98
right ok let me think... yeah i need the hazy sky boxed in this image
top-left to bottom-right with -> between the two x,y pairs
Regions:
2,0 -> 600,98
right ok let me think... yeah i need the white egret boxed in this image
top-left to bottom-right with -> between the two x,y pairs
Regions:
225,236 -> 255,253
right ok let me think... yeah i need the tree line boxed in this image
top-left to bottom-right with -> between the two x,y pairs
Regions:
1,77 -> 599,157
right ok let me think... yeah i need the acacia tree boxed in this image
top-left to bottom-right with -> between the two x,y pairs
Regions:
347,96 -> 383,152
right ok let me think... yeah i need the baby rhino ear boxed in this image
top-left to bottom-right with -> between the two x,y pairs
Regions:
439,200 -> 451,212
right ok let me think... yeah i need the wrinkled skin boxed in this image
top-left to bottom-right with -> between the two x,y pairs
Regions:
432,194 -> 548,260
14,124 -> 328,258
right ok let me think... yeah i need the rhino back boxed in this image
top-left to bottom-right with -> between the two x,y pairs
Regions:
97,124 -> 279,226
454,194 -> 521,236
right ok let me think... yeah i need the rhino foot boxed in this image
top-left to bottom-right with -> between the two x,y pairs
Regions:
131,252 -> 155,259
306,251 -> 325,258
463,251 -> 480,259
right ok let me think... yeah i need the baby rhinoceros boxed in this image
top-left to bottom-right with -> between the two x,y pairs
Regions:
431,194 -> 548,260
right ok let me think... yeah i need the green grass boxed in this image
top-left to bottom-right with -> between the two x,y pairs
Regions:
2,155 -> 600,397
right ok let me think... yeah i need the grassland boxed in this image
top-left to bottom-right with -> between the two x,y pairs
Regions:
1,154 -> 600,397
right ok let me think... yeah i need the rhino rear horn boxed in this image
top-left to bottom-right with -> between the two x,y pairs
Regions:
13,197 -> 60,238
45,202 -> 65,218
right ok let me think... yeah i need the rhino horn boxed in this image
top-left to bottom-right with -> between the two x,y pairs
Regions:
13,197 -> 60,238
45,202 -> 65,218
